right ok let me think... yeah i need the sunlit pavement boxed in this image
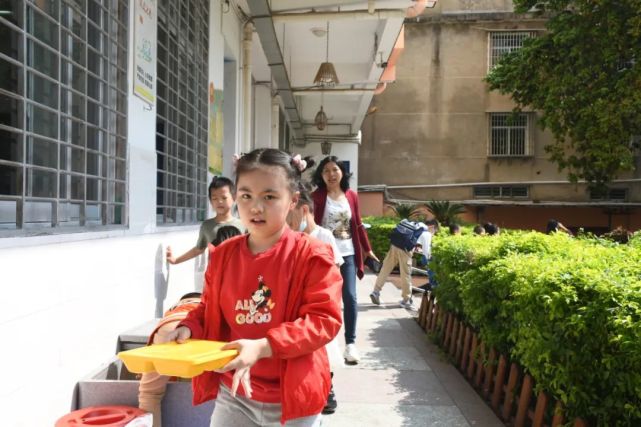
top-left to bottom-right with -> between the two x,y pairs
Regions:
322,273 -> 504,427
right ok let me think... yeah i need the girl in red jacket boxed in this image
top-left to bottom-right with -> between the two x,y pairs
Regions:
168,148 -> 343,426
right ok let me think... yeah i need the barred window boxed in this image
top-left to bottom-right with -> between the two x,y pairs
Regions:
156,0 -> 209,225
473,186 -> 529,199
489,113 -> 532,157
590,188 -> 628,201
0,0 -> 129,231
488,31 -> 536,70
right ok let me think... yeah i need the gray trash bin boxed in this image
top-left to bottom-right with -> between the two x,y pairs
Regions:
69,319 -> 215,426
71,357 -> 214,427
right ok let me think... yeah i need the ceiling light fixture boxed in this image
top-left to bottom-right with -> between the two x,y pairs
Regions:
310,27 -> 327,37
314,105 -> 328,131
313,21 -> 339,87
321,141 -> 332,155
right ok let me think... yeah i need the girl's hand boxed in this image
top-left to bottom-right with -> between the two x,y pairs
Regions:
165,326 -> 191,344
367,250 -> 379,262
215,338 -> 273,398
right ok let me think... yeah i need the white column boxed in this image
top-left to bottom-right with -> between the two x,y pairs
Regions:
271,95 -> 280,149
253,84 -> 272,149
242,23 -> 253,153
127,0 -> 158,233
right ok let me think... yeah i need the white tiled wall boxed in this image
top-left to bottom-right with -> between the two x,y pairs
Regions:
0,228 -> 206,426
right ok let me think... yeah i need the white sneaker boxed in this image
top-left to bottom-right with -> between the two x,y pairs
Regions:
399,298 -> 417,311
343,343 -> 360,364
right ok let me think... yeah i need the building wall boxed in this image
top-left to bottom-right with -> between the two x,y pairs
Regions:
0,229 -> 202,426
0,1 -> 259,425
359,3 -> 641,207
359,192 -> 385,217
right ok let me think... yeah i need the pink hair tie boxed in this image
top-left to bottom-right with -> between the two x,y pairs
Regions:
291,154 -> 307,172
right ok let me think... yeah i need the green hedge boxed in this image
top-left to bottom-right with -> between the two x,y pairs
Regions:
431,231 -> 641,425
363,216 -> 397,260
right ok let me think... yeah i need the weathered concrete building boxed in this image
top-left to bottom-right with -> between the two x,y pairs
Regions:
359,0 -> 641,232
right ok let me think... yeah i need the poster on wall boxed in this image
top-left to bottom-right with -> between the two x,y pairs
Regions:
208,82 -> 224,175
133,0 -> 157,106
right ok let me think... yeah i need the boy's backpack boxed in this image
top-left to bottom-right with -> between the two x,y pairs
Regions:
390,219 -> 425,251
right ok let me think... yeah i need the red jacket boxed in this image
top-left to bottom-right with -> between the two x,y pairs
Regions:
312,187 -> 373,279
179,231 -> 343,424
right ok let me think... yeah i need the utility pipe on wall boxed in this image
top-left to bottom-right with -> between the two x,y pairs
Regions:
242,22 -> 253,154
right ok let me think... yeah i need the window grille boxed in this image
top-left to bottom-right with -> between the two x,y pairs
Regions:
488,31 -> 536,70
473,186 -> 529,199
0,0 -> 129,231
489,113 -> 532,157
590,188 -> 628,201
156,0 -> 209,225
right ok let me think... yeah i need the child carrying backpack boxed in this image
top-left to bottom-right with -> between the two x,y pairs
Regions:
369,219 -> 433,310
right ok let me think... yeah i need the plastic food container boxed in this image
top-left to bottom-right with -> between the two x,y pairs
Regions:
55,406 -> 149,426
118,340 -> 237,378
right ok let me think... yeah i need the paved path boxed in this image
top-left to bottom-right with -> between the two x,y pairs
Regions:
323,273 -> 504,427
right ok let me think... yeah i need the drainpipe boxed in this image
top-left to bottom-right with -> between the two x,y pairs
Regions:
406,0 -> 428,18
242,22 -> 253,154
271,95 -> 280,149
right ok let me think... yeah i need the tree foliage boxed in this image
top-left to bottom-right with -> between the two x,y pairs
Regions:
486,0 -> 641,189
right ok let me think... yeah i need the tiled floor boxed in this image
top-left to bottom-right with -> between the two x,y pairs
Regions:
323,274 -> 504,427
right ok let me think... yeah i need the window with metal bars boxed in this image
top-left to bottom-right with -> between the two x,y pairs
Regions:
0,0 -> 129,232
589,188 -> 628,202
489,113 -> 531,157
155,0 -> 209,225
473,185 -> 529,199
488,31 -> 536,70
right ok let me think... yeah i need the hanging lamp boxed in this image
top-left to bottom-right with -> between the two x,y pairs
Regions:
313,22 -> 339,87
321,140 -> 332,155
314,105 -> 328,130
314,85 -> 329,131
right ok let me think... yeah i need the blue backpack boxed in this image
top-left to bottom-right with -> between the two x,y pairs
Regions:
390,219 -> 424,251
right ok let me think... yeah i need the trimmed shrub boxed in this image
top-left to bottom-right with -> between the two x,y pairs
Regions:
362,216 -> 397,260
431,231 -> 641,425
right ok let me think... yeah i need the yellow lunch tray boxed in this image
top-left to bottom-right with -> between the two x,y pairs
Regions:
118,339 -> 238,378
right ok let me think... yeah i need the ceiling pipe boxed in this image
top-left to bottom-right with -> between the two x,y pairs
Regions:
272,1 -> 432,22
271,1 -> 426,13
272,9 -> 406,23
305,134 -> 361,141
294,89 -> 377,95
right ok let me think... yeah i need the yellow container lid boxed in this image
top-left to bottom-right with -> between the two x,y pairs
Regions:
118,340 -> 238,378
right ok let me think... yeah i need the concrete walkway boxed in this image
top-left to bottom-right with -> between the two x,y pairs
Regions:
323,273 -> 504,427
